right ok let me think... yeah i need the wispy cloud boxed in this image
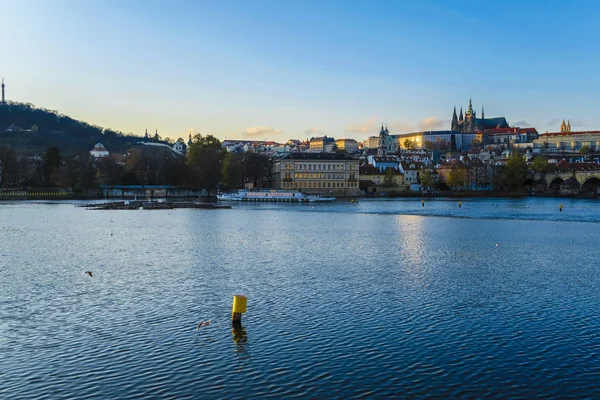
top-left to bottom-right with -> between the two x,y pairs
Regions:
242,126 -> 283,138
345,118 -> 414,134
388,121 -> 414,133
513,120 -> 530,127
546,118 -> 588,128
344,117 -> 379,134
571,119 -> 588,127
547,118 -> 561,126
304,127 -> 324,136
418,116 -> 447,131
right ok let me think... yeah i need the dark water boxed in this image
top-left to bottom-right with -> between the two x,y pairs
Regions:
1,198 -> 599,399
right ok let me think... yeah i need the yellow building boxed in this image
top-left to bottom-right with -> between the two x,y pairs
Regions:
335,138 -> 359,152
273,153 -> 360,196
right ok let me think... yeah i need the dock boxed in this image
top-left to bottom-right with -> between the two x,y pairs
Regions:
82,201 -> 231,210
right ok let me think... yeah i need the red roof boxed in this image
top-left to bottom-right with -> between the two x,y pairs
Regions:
540,130 -> 600,137
484,128 -> 519,134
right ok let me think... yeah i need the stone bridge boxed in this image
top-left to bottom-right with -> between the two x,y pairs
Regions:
534,171 -> 600,196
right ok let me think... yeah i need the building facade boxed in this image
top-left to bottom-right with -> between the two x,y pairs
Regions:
273,153 -> 360,196
309,136 -> 336,152
532,131 -> 600,153
335,138 -> 359,152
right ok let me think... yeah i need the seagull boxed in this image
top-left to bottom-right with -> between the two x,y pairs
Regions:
83,271 -> 93,277
197,320 -> 211,330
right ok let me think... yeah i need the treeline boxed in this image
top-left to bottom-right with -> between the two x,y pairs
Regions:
0,101 -> 155,156
0,135 -> 272,192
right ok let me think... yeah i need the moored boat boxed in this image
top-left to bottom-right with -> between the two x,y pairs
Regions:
217,190 -> 335,203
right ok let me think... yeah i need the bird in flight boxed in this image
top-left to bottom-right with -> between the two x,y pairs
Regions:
83,271 -> 93,277
197,321 -> 211,330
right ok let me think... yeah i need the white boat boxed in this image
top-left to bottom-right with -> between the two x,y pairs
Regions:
217,190 -> 335,203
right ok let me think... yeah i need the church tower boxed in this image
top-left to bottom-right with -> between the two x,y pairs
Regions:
144,128 -> 149,141
451,106 -> 459,131
481,105 -> 485,119
566,120 -> 571,132
560,119 -> 566,132
1,78 -> 5,105
464,98 -> 476,132
378,123 -> 387,156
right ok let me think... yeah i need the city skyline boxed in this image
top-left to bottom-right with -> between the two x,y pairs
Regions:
3,0 -> 600,142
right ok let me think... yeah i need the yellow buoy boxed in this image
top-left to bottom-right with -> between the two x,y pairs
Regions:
458,201 -> 462,208
421,199 -> 425,207
560,204 -> 563,212
232,294 -> 247,314
232,294 -> 247,325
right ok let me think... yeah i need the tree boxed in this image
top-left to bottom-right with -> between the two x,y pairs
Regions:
186,134 -> 225,190
0,145 -> 17,187
222,152 -> 243,189
403,139 -> 413,150
448,163 -> 466,191
531,157 -> 549,173
579,145 -> 590,154
42,146 -> 62,186
471,138 -> 483,150
424,141 -> 434,152
242,152 -> 272,188
419,169 -> 433,189
503,153 -> 527,191
383,167 -> 395,187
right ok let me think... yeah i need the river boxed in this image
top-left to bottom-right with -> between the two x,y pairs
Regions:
1,198 -> 599,398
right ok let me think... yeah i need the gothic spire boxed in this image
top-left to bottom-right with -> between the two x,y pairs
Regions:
560,119 -> 566,132
459,107 -> 463,121
567,120 -> 571,132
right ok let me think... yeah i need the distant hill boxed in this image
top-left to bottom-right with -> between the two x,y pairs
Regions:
0,101 -> 153,156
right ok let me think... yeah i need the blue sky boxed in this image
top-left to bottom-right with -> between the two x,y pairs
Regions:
3,0 -> 600,142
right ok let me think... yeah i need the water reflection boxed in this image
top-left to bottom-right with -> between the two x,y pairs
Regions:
232,322 -> 250,371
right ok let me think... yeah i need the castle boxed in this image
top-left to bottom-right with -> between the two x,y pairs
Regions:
451,98 -> 509,133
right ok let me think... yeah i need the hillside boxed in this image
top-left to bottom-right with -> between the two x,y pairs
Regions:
0,102 -> 150,156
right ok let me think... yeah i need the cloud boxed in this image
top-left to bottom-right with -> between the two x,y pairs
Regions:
418,116 -> 447,131
388,121 -> 414,133
546,118 -> 588,128
242,126 -> 283,138
571,119 -> 588,127
304,127 -> 324,136
512,120 -> 530,127
344,118 -> 414,134
344,117 -> 379,134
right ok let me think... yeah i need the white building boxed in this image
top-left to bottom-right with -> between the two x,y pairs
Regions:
90,143 -> 109,158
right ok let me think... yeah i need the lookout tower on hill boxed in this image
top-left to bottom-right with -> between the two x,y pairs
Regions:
1,78 -> 5,105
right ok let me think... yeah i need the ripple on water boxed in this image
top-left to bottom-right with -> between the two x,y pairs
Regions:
0,200 -> 599,398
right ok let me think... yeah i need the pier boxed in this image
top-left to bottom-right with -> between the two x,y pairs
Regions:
81,201 -> 231,210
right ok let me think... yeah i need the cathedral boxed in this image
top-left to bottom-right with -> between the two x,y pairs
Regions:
451,98 -> 509,133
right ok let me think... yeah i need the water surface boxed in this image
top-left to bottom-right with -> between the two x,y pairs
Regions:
1,198 -> 599,398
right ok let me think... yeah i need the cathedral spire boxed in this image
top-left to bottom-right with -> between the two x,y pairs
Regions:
451,106 -> 458,131
481,105 -> 485,119
466,97 -> 473,115
560,119 -> 566,132
459,107 -> 463,121
567,119 -> 571,132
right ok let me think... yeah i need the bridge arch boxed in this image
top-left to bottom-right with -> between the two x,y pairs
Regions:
548,177 -> 564,195
581,177 -> 600,196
